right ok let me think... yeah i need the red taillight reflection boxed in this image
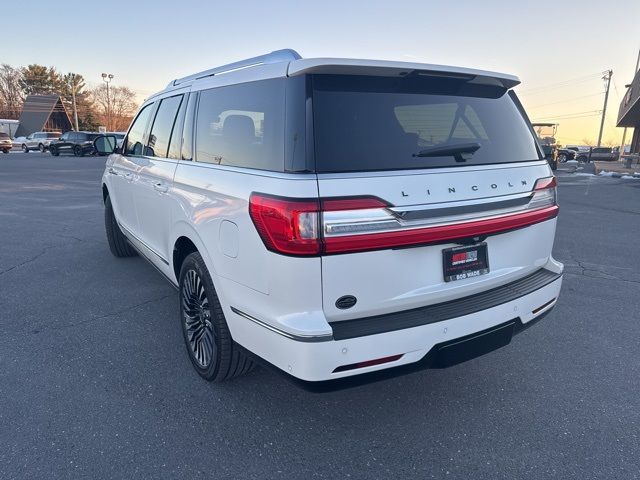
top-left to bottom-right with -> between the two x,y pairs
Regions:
333,354 -> 403,373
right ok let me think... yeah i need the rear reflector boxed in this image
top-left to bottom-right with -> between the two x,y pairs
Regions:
333,354 -> 403,373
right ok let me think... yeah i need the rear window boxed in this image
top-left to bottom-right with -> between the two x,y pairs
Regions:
312,74 -> 541,172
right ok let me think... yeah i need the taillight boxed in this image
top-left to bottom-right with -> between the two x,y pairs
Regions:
530,176 -> 558,210
249,179 -> 559,256
248,194 -> 321,255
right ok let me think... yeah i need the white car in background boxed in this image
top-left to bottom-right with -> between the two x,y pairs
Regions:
22,131 -> 60,152
95,49 -> 563,389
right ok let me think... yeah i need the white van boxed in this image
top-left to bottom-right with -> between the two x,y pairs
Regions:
95,49 -> 563,388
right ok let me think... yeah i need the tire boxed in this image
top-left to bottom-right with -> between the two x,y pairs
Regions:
38,143 -> 45,152
50,146 -> 59,156
73,145 -> 84,157
104,195 -> 137,258
577,155 -> 587,163
2,149 -> 8,154
179,252 -> 254,382
22,144 -> 28,153
558,153 -> 566,162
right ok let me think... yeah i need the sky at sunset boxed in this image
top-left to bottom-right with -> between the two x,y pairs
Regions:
3,0 -> 639,146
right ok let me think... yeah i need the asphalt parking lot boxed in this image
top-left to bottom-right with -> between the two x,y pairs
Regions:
1,152 -> 639,479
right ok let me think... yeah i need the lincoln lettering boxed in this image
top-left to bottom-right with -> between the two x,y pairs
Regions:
404,180 -> 529,197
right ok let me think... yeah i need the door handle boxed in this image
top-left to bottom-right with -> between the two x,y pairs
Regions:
108,167 -> 118,175
154,182 -> 169,193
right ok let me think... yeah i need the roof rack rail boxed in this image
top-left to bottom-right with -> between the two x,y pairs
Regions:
168,49 -> 302,88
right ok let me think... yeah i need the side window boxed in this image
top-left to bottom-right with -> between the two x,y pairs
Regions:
125,103 -> 154,156
147,95 -> 183,158
167,94 -> 188,160
194,78 -> 285,170
181,93 -> 198,161
69,133 -> 78,142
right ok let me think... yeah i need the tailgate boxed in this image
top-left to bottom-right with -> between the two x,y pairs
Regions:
318,162 -> 557,321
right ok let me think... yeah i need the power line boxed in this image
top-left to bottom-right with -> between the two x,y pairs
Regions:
518,72 -> 602,94
525,92 -> 603,110
533,109 -> 602,119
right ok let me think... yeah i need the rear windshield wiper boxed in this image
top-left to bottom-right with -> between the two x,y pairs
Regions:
413,142 -> 481,162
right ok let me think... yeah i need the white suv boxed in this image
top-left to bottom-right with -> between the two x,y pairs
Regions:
22,131 -> 60,152
95,49 -> 563,388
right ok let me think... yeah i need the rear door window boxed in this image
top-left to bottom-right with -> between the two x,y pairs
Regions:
147,95 -> 183,158
311,74 -> 541,172
194,78 -> 285,170
125,103 -> 154,156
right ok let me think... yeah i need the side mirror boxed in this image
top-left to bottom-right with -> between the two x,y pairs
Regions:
94,135 -> 117,156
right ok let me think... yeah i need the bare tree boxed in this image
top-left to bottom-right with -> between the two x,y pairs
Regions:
581,137 -> 595,147
90,84 -> 138,131
0,64 -> 25,119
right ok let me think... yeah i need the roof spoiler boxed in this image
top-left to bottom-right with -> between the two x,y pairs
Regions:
167,49 -> 301,87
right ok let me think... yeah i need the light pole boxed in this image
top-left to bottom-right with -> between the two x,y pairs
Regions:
101,73 -> 114,131
69,73 -> 79,131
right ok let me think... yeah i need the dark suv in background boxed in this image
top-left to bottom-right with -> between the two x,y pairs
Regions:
49,132 -> 101,156
576,147 -> 618,162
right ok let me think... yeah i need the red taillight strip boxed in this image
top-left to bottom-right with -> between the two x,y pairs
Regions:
323,205 -> 559,254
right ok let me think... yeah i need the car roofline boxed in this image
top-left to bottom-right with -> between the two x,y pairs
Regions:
148,49 -> 520,100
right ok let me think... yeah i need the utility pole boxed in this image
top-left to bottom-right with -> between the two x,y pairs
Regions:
101,73 -> 114,131
597,69 -> 613,148
619,49 -> 640,158
69,73 -> 79,131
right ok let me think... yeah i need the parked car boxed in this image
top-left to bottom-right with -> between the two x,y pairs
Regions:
21,131 -> 60,152
576,147 -> 618,162
0,132 -> 12,153
94,49 -> 563,387
557,148 -> 577,162
12,136 -> 26,149
49,131 -> 101,157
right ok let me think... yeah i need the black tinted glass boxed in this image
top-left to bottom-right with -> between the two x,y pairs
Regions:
312,74 -> 541,172
125,104 -> 154,156
148,95 -> 183,158
195,79 -> 285,170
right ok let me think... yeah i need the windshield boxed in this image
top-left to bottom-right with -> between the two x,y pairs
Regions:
312,74 -> 541,172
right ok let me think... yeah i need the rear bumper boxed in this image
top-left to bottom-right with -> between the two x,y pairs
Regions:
229,266 -> 563,385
